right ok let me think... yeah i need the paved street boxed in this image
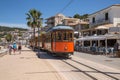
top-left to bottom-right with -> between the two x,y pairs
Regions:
0,46 -> 120,80
74,51 -> 120,70
0,46 -> 66,80
46,52 -> 120,80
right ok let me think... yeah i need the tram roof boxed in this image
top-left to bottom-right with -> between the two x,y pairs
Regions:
47,25 -> 74,32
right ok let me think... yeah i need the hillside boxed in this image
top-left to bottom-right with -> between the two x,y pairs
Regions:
0,26 -> 27,32
0,26 -> 28,39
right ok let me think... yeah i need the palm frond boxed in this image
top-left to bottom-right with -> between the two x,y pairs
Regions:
27,21 -> 32,27
26,9 -> 43,29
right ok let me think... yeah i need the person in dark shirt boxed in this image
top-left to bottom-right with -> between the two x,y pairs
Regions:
18,42 -> 22,54
114,42 -> 119,51
113,42 -> 119,56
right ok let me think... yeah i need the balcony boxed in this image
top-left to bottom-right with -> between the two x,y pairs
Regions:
81,24 -> 89,30
90,19 -> 110,27
45,20 -> 55,24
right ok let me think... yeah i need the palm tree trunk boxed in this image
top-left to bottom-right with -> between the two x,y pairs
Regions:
38,27 -> 40,50
33,28 -> 35,50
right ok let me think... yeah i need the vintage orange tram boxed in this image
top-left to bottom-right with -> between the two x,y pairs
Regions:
29,25 -> 74,57
43,25 -> 74,57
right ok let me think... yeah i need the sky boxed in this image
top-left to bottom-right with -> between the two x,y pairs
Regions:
0,0 -> 120,29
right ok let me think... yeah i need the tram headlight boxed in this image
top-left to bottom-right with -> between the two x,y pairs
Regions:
64,46 -> 68,50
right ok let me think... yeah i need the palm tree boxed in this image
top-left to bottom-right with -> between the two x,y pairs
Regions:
36,11 -> 42,36
5,33 -> 12,42
26,9 -> 42,49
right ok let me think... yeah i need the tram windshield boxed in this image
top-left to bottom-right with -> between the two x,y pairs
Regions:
55,31 -> 73,41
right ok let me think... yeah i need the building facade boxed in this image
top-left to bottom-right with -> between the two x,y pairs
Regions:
45,13 -> 89,37
81,4 -> 120,36
45,13 -> 66,28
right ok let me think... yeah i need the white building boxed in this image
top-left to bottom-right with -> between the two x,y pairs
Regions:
81,4 -> 120,36
78,4 -> 120,52
45,13 -> 66,28
45,13 -> 89,37
89,4 -> 120,28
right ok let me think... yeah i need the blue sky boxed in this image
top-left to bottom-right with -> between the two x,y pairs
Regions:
0,0 -> 120,28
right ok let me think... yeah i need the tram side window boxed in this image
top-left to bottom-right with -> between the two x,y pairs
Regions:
46,35 -> 49,42
48,34 -> 51,42
63,32 -> 68,40
52,33 -> 56,41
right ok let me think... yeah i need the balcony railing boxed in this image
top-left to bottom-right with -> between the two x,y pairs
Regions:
90,19 -> 110,27
81,25 -> 89,30
45,20 -> 55,24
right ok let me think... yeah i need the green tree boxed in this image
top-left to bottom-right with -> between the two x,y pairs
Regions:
26,9 -> 42,48
5,33 -> 12,42
0,38 -> 2,42
73,13 -> 88,19
18,31 -> 22,37
73,14 -> 81,19
80,14 -> 88,19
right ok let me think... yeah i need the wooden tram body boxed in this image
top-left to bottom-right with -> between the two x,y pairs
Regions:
29,33 -> 45,49
43,26 -> 74,56
29,25 -> 74,57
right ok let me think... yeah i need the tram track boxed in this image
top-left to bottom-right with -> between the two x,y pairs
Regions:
40,51 -> 120,80
61,58 -> 120,80
62,59 -> 98,80
70,59 -> 120,80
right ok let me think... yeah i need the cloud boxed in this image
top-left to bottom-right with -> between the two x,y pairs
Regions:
0,22 -> 29,29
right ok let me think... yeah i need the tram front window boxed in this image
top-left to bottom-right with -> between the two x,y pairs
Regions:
63,32 -> 68,40
56,31 -> 73,41
69,33 -> 72,38
69,32 -> 73,41
56,32 -> 62,41
58,32 -> 62,40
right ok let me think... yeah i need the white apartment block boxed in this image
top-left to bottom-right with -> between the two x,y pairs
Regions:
63,18 -> 80,26
45,13 -> 88,32
89,4 -> 120,28
80,4 -> 120,36
45,13 -> 66,28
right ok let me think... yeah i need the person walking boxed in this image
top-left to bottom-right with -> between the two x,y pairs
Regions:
8,43 -> 13,55
18,42 -> 22,54
13,42 -> 17,54
113,42 -> 119,56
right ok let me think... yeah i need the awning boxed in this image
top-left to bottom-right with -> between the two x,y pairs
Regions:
109,27 -> 120,32
104,34 -> 120,39
95,24 -> 113,30
74,31 -> 79,34
95,26 -> 109,29
76,35 -> 106,41
76,34 -> 119,41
